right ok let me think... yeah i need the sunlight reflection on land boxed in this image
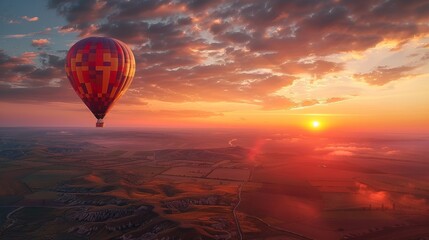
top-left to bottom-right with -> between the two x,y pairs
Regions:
0,128 -> 428,239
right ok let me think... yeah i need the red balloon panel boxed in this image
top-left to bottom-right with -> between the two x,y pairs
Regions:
65,37 -> 135,119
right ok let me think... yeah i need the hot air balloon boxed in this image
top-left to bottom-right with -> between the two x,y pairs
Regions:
65,37 -> 135,127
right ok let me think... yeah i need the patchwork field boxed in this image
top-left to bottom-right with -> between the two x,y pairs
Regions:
0,128 -> 428,239
207,168 -> 251,181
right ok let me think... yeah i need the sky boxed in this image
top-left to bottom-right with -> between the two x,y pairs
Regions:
0,0 -> 428,132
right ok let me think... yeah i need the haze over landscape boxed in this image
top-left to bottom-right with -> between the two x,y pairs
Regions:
1,0 -> 428,131
1,0 -> 429,239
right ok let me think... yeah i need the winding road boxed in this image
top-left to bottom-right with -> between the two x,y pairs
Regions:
1,206 -> 24,233
233,183 -> 243,240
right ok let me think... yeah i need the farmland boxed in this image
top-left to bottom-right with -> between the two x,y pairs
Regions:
0,128 -> 428,239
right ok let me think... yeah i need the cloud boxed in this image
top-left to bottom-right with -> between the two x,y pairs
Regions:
111,108 -> 223,119
0,50 -> 68,102
48,0 -> 111,35
355,182 -> 391,206
17,0 -> 428,109
260,96 -> 296,110
39,52 -> 65,68
5,34 -> 32,39
315,144 -> 373,157
315,143 -> 404,158
56,25 -> 79,34
4,28 -> 52,39
354,65 -> 417,86
8,19 -> 21,24
0,85 -> 76,103
354,182 -> 429,211
1,50 -> 34,65
301,99 -> 320,107
153,109 -> 223,118
31,39 -> 50,47
278,60 -> 344,78
22,16 -> 39,22
325,97 -> 347,104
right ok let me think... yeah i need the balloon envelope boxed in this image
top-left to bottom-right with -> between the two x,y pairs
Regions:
65,37 -> 135,125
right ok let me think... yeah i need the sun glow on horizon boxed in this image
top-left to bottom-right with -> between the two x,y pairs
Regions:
309,120 -> 322,131
312,121 -> 320,128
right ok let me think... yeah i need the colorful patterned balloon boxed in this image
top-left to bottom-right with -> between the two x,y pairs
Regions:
65,37 -> 135,127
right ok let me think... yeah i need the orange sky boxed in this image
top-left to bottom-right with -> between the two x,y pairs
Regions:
1,0 -> 429,132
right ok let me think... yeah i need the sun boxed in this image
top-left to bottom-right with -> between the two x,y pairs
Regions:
312,121 -> 320,129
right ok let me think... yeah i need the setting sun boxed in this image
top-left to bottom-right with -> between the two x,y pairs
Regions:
312,121 -> 320,128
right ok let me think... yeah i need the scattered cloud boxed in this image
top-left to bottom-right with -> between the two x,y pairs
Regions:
31,38 -> 50,47
260,96 -> 296,110
111,108 -> 224,119
0,50 -> 68,102
5,34 -> 32,39
22,16 -> 39,22
2,0 -> 427,110
355,182 -> 391,206
315,143 -> 404,158
325,97 -> 348,104
152,109 -> 223,118
354,65 -> 417,86
8,19 -> 21,24
56,25 -> 79,34
301,99 -> 320,107
4,28 -> 52,39
46,0 -> 429,108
